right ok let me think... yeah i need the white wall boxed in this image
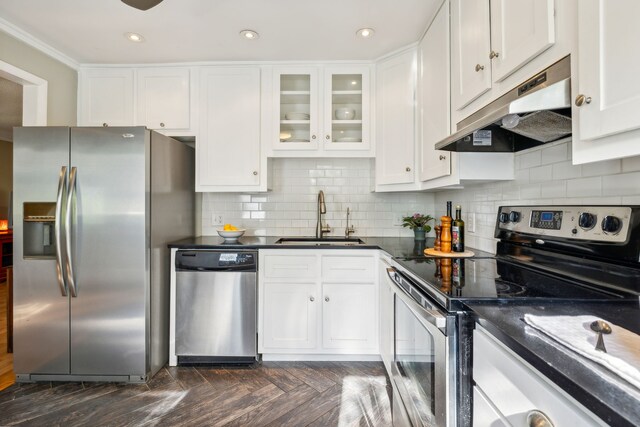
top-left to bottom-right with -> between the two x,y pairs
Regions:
434,140 -> 640,253
201,158 -> 436,237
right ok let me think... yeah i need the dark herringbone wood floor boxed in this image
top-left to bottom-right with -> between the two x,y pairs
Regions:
0,361 -> 392,426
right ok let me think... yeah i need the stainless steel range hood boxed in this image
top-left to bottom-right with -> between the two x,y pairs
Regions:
436,56 -> 571,152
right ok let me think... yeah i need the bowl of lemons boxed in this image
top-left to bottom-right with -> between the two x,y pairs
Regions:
217,224 -> 246,241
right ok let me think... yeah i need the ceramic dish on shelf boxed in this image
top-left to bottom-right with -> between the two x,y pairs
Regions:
285,138 -> 310,142
216,229 -> 246,241
285,112 -> 310,120
334,108 -> 356,120
334,137 -> 361,142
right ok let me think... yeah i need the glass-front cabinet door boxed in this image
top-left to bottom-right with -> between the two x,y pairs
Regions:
274,67 -> 319,151
323,66 -> 370,151
272,66 -> 371,155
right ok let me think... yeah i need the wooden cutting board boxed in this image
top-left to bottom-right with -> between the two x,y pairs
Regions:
424,248 -> 475,257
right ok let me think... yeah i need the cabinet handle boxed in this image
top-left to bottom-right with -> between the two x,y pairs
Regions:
102,123 -> 109,127
575,94 -> 592,107
326,135 -> 331,140
405,166 -> 411,172
475,64 -> 485,72
160,122 -> 165,128
312,134 -> 317,140
325,296 -> 330,302
309,296 -> 315,302
253,171 -> 258,176
527,410 -> 554,427
489,50 -> 500,59
439,155 -> 446,160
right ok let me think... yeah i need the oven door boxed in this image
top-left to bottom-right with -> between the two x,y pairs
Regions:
387,266 -> 450,427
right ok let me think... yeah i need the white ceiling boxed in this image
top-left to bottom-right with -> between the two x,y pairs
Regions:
0,0 -> 441,64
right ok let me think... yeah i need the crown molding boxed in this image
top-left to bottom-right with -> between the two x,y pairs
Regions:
0,16 -> 79,70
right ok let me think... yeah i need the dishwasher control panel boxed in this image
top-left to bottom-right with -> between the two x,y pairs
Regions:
175,250 -> 257,271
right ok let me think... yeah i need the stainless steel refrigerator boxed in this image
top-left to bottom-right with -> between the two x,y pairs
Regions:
12,127 -> 194,383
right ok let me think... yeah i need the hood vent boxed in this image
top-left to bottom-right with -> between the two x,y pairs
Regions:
436,56 -> 572,152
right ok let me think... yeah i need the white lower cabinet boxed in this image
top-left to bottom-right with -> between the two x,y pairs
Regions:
378,255 -> 395,372
259,249 -> 379,357
473,325 -> 607,426
262,282 -> 318,350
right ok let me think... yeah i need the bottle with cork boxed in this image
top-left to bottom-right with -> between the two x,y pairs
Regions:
440,201 -> 453,253
452,205 -> 465,252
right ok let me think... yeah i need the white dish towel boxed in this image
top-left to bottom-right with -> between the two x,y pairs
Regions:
524,314 -> 640,390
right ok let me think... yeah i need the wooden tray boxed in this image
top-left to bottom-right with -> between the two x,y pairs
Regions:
424,248 -> 475,258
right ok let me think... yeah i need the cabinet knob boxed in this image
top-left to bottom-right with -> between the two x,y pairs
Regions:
312,134 -> 317,140
489,50 -> 500,59
325,296 -> 330,302
253,171 -> 258,176
475,64 -> 485,72
102,123 -> 109,127
439,155 -> 446,160
309,296 -> 315,302
326,135 -> 331,140
527,410 -> 554,427
405,166 -> 411,172
160,122 -> 165,128
575,94 -> 592,107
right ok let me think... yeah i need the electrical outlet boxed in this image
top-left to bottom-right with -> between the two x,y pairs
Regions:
211,214 -> 223,226
468,212 -> 476,233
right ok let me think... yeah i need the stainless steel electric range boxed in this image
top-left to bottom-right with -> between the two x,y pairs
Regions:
385,205 -> 640,427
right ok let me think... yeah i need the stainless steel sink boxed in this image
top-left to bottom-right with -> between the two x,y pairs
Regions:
275,237 -> 366,246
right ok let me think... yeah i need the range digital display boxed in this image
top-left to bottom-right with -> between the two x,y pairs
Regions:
531,210 -> 562,230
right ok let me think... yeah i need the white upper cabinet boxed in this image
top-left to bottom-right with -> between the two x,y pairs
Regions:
136,67 -> 192,131
269,65 -> 372,157
419,1 -> 452,182
451,0 -> 492,110
489,0 -> 555,83
573,0 -> 640,163
196,67 -> 265,192
375,49 -> 416,185
79,68 -> 134,127
451,0 -> 555,111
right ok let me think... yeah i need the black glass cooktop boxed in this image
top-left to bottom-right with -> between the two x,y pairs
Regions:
394,256 -> 636,311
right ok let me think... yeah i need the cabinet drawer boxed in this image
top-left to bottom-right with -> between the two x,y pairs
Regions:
473,386 -> 509,427
321,255 -> 375,282
263,254 -> 318,279
474,327 -> 605,426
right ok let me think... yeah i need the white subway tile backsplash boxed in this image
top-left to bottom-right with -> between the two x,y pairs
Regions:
201,158 -> 436,237
566,176 -> 602,197
434,140 -> 640,254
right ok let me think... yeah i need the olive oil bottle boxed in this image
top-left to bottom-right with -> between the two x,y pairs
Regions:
452,205 -> 465,252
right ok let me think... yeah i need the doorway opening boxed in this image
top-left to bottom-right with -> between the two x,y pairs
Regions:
0,60 -> 47,391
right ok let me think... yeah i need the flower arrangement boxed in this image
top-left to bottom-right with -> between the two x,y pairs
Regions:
401,213 -> 434,232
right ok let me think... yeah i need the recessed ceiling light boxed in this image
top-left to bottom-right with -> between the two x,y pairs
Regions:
240,30 -> 260,40
356,28 -> 375,38
125,32 -> 145,42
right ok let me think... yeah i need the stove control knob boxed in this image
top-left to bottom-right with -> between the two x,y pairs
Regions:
499,212 -> 510,224
601,216 -> 622,234
578,212 -> 597,230
508,211 -> 521,223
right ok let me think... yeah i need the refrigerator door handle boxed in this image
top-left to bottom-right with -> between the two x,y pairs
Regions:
55,166 -> 68,297
65,166 -> 78,297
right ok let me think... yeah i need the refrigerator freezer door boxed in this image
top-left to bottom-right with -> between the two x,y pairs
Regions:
69,127 -> 148,376
13,127 -> 71,375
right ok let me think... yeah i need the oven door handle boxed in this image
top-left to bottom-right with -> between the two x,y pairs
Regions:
387,267 -> 447,332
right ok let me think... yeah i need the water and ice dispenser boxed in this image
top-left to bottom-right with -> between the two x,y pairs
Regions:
23,202 -> 57,258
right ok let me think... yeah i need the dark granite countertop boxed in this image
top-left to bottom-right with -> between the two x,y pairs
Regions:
168,236 -> 495,258
467,301 -> 640,427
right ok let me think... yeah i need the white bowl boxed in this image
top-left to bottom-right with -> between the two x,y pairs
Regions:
334,137 -> 361,142
335,108 -> 356,120
217,229 -> 246,241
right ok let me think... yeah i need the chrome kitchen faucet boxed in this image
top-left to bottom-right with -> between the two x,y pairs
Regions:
316,190 -> 331,238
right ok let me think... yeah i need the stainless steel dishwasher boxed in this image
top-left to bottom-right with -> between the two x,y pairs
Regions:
175,250 -> 257,364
